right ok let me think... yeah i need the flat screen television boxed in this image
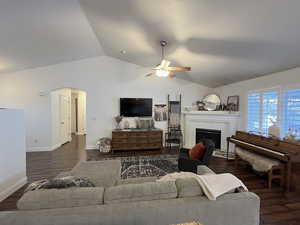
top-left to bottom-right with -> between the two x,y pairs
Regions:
120,98 -> 152,117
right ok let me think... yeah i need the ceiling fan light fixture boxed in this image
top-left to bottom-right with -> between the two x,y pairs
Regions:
155,69 -> 169,77
145,40 -> 191,78
160,59 -> 171,70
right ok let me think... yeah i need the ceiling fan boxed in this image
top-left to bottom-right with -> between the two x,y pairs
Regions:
146,40 -> 191,78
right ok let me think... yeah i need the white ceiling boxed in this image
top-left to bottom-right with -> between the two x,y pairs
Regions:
80,0 -> 300,87
0,0 -> 103,74
1,0 -> 300,87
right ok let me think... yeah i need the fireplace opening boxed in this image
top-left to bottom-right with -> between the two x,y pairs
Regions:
196,128 -> 221,150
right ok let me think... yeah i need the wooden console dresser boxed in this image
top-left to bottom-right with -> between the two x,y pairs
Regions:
111,129 -> 163,152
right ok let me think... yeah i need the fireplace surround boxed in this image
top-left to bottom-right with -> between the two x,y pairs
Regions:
183,111 -> 240,153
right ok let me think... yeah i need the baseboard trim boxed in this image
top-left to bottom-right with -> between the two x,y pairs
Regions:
0,176 -> 27,202
51,143 -> 62,151
27,143 -> 65,152
86,145 -> 97,150
27,146 -> 52,152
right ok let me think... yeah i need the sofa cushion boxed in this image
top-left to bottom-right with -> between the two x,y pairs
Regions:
9,192 -> 260,225
175,177 -> 203,198
71,160 -> 121,187
117,176 -> 158,185
104,180 -> 177,204
17,187 -> 104,210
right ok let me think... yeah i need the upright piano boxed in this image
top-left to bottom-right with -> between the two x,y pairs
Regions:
227,131 -> 300,191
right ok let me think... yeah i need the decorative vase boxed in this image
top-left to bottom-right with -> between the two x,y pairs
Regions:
114,116 -> 123,130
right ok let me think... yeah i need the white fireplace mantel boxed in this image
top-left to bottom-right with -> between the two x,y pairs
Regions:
182,111 -> 240,153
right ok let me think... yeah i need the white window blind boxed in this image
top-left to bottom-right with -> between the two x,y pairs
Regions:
283,88 -> 300,138
247,93 -> 261,133
247,91 -> 278,135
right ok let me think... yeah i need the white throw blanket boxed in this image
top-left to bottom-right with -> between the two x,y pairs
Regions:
158,172 -> 248,200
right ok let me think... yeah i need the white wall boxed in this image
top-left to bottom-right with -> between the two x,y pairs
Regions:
0,56 -> 212,151
214,67 -> 300,130
0,109 -> 27,202
0,74 -> 52,151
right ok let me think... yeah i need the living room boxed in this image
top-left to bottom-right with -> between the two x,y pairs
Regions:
1,1 -> 300,225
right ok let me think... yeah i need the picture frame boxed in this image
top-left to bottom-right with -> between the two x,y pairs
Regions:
227,95 -> 239,111
154,104 -> 168,121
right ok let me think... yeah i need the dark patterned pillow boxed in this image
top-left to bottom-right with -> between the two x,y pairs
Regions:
24,179 -> 49,192
25,176 -> 95,192
139,118 -> 155,129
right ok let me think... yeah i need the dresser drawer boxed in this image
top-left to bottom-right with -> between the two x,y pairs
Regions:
145,143 -> 162,149
112,138 -> 128,144
128,132 -> 148,137
112,132 -> 128,138
112,130 -> 162,151
135,137 -> 148,143
127,138 -> 138,143
148,137 -> 162,143
148,132 -> 162,138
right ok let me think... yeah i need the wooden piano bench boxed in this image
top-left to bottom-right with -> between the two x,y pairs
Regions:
235,147 -> 285,189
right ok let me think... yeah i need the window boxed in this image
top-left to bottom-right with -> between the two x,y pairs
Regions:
247,87 -> 300,138
283,89 -> 300,138
247,90 -> 278,135
247,93 -> 261,133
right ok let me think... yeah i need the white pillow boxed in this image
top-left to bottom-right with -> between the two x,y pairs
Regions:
120,117 -> 138,129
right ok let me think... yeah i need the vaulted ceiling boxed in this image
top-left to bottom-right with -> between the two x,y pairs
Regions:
1,0 -> 300,87
0,0 -> 104,74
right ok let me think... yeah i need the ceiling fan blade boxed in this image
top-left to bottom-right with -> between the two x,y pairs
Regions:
168,71 -> 176,78
168,66 -> 191,71
145,72 -> 155,77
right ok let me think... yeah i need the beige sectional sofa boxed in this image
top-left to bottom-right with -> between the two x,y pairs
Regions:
0,160 -> 260,225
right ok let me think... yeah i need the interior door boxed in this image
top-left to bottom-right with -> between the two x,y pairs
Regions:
59,95 -> 69,144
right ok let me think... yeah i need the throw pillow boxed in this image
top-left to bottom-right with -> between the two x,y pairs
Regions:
120,117 -> 138,129
138,118 -> 155,129
24,179 -> 49,192
189,142 -> 206,159
24,176 -> 95,193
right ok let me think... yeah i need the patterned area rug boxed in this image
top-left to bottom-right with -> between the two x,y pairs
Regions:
87,154 -> 178,179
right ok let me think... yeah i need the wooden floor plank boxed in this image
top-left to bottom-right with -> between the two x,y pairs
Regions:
261,205 -> 290,215
286,202 -> 300,210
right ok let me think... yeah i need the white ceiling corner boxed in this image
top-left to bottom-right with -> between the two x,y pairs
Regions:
0,0 -> 104,74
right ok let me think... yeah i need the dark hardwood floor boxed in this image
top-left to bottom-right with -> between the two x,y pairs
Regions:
1,135 -> 300,225
86,146 -> 179,159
